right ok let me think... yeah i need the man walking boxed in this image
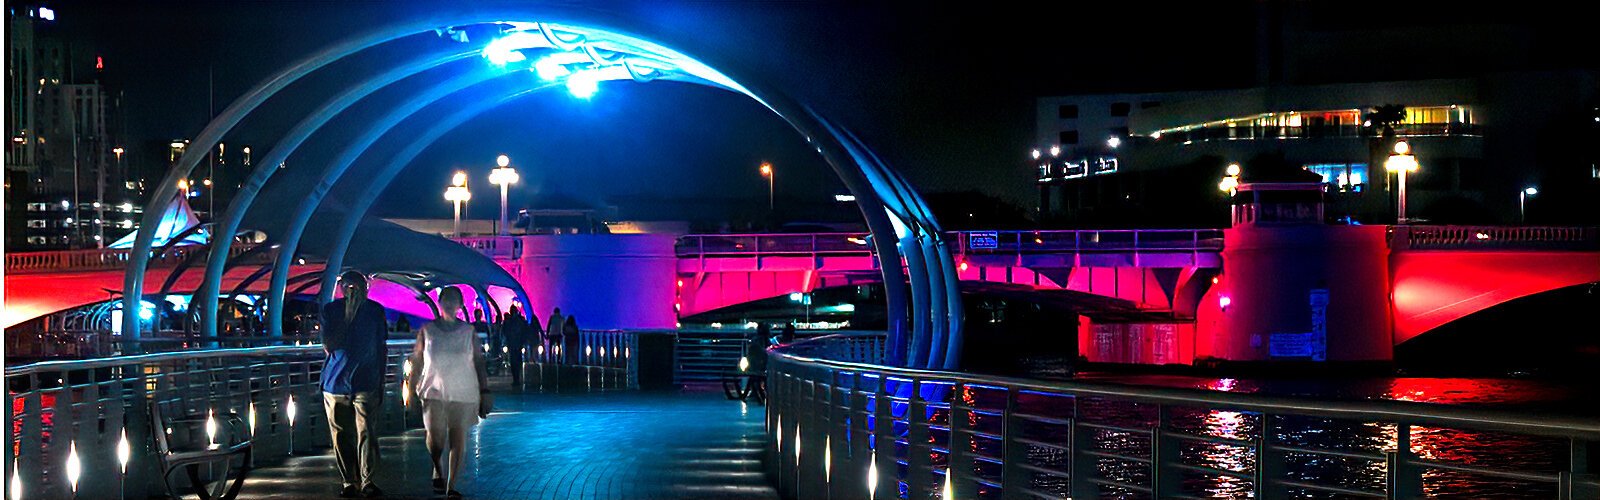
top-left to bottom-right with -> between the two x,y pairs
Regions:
321,271 -> 388,498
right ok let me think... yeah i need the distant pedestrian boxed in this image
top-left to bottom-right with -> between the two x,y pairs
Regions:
544,307 -> 565,362
561,315 -> 580,364
320,271 -> 388,498
503,306 -> 531,385
780,322 -> 796,344
408,287 -> 491,498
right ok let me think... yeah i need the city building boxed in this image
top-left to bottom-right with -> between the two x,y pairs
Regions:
1032,3 -> 1600,227
1035,73 -> 1600,226
6,3 -> 135,249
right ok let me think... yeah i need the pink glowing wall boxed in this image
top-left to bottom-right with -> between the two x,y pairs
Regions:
514,234 -> 678,330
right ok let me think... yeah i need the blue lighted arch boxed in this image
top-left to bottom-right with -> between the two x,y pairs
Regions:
123,8 -> 963,369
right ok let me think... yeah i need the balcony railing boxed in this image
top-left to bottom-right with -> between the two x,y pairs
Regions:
766,336 -> 1600,499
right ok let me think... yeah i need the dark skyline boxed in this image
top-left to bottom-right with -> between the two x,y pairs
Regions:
32,1 -> 1598,222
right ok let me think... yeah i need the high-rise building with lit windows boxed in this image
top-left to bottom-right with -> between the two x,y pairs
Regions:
6,3 -> 134,250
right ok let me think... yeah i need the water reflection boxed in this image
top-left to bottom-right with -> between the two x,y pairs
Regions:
1065,374 -> 1582,498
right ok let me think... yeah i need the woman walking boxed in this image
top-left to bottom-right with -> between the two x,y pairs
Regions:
408,287 -> 491,498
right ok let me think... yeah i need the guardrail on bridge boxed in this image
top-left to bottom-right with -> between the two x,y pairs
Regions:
766,336 -> 1600,499
674,229 -> 1226,257
5,243 -> 263,274
1391,225 -> 1600,250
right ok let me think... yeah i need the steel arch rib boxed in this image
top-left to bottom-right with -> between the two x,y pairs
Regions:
317,86 -> 552,314
194,48 -> 481,339
264,68 -> 518,336
128,9 -> 956,368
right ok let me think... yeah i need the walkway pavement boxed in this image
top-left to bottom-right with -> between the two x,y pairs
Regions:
236,389 -> 776,500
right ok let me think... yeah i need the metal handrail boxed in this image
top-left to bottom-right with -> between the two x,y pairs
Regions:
765,336 -> 1600,499
772,348 -> 1600,438
675,229 -> 1227,257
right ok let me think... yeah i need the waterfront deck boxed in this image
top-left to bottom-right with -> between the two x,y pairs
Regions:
237,390 -> 774,500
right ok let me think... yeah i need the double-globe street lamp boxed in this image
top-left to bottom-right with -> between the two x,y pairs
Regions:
444,171 -> 471,237
488,154 -> 519,236
1385,140 -> 1420,224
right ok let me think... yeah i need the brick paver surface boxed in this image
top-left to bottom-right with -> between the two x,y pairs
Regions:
236,389 -> 776,500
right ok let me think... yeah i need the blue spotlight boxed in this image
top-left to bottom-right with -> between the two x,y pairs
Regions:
566,70 -> 600,99
483,32 -> 538,66
534,57 -> 571,81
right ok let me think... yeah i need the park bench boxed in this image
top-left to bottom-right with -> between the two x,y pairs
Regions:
150,402 -> 253,500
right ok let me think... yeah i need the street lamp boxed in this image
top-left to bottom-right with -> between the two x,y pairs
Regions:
759,162 -> 774,210
444,171 -> 472,237
1520,186 -> 1538,224
1385,140 -> 1419,224
488,154 -> 518,236
1218,163 -> 1241,195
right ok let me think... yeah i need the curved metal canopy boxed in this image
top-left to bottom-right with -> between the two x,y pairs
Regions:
121,7 -> 964,369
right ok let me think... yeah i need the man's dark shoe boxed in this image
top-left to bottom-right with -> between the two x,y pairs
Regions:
446,489 -> 463,499
362,484 -> 385,498
432,478 -> 446,494
339,485 -> 361,498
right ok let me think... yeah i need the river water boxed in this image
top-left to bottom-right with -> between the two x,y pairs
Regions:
1061,373 -> 1597,498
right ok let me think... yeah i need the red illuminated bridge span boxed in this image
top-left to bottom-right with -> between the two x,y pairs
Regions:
6,226 -> 1597,364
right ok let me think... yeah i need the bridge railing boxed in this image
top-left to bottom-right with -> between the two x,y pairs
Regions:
954,228 -> 1225,254
1393,225 -> 1600,250
767,336 -> 1600,500
4,243 -> 262,274
4,345 -> 388,499
674,229 -> 1226,258
3,330 -> 323,360
675,233 -> 872,257
452,235 -> 522,259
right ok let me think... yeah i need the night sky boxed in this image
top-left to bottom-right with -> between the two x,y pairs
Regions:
39,1 -> 1590,223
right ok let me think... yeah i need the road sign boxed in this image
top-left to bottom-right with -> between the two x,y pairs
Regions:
969,231 -> 999,250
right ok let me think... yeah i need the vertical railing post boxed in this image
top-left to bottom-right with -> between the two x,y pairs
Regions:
18,374 -> 43,499
998,387 -> 1024,500
1255,413 -> 1287,498
1563,439 -> 1596,500
1151,405 -> 1180,498
948,382 -> 977,499
1069,397 -> 1097,500
845,371 -> 869,499
1387,423 -> 1423,499
906,378 -> 932,499
872,372 -> 894,500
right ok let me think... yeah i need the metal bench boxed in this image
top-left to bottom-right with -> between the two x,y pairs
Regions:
150,402 -> 253,500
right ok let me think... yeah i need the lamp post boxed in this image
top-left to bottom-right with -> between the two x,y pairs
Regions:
1218,163 -> 1241,195
444,171 -> 471,237
488,154 -> 518,236
1520,186 -> 1537,224
759,162 -> 774,211
1384,140 -> 1419,224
